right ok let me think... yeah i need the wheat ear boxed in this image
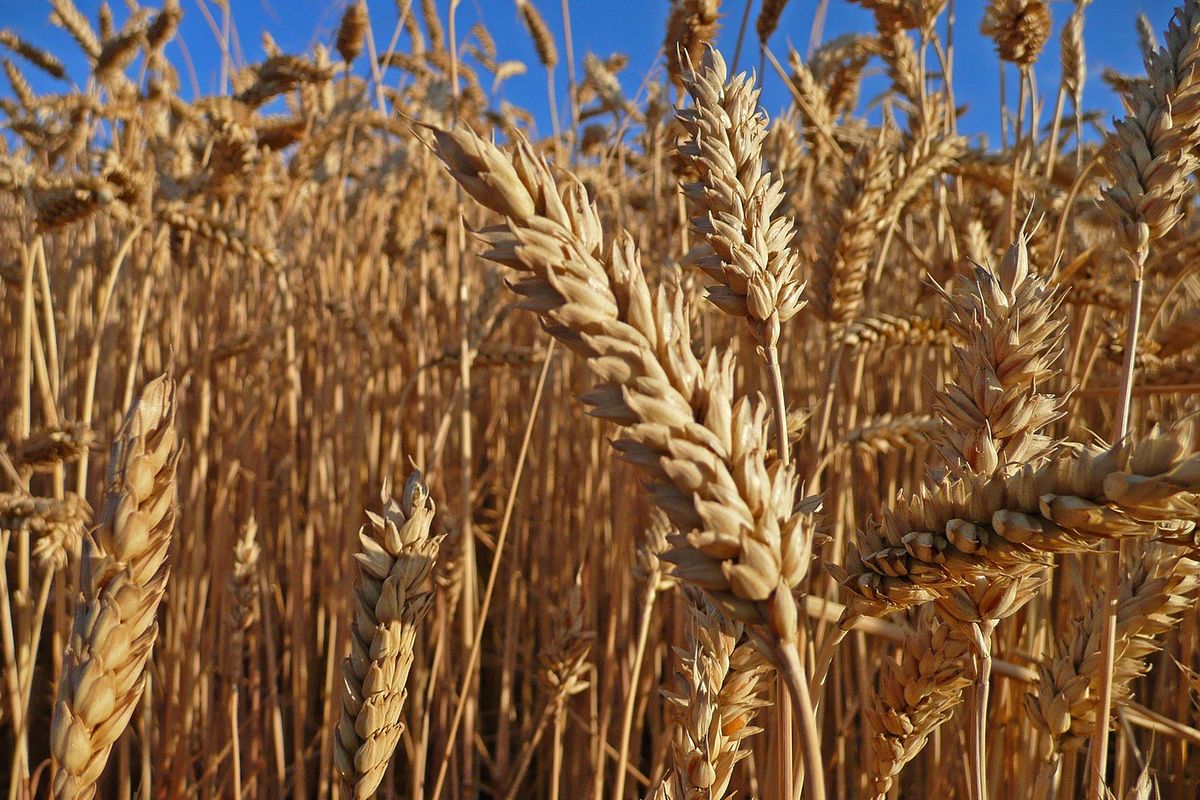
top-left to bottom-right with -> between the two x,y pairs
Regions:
0,30 -> 66,79
850,0 -> 944,34
833,313 -> 957,354
335,0 -> 368,64
981,0 -> 1052,67
654,597 -> 772,800
1100,1 -> 1200,261
833,426 -> 1200,620
865,609 -> 971,799
932,232 -> 1067,479
812,135 -> 894,326
432,122 -> 826,794
50,374 -> 180,800
335,472 -> 440,799
676,48 -> 805,349
433,124 -> 813,646
924,231 -> 1069,799
1026,549 -> 1200,790
663,0 -> 720,86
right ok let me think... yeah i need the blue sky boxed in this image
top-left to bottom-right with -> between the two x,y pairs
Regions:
1,0 -> 1160,144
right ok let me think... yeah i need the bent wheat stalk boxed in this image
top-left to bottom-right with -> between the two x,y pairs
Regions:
835,423 -> 1200,618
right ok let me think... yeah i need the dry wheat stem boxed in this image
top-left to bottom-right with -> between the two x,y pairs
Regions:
429,339 -> 557,800
612,515 -> 672,800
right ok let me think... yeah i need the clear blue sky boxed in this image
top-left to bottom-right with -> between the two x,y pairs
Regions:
0,0 -> 1159,144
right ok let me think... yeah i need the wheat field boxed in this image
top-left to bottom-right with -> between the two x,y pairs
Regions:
2,0 -> 1200,798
